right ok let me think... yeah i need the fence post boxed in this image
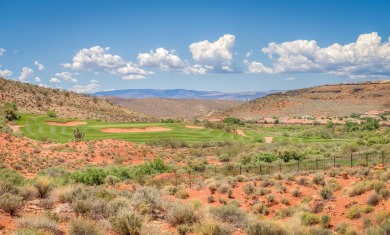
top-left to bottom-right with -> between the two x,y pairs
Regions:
382,151 -> 384,165
297,160 -> 300,172
188,171 -> 191,189
174,170 -> 178,187
214,166 -> 217,176
316,159 -> 318,170
259,165 -> 262,174
279,163 -> 282,172
350,153 -> 353,168
333,156 -> 336,167
366,153 -> 368,166
239,166 -> 242,175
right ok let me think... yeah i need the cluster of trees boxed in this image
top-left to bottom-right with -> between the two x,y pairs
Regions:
344,117 -> 380,132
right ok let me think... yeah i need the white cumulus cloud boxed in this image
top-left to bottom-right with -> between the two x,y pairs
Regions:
246,32 -> 390,78
0,69 -> 13,78
189,34 -> 236,72
34,77 -> 41,82
71,83 -> 100,93
0,48 -> 5,56
90,79 -> 99,83
49,77 -> 60,83
34,61 -> 45,71
55,72 -> 78,82
122,75 -> 146,80
63,46 -> 152,79
137,48 -> 187,71
18,67 -> 34,81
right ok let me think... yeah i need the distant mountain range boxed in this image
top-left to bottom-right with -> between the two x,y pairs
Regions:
94,89 -> 278,101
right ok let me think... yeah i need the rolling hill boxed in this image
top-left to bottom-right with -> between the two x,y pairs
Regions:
213,81 -> 390,119
0,78 -> 151,122
107,97 -> 243,119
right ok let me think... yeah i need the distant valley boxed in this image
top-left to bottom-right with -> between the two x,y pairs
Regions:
94,89 -> 276,101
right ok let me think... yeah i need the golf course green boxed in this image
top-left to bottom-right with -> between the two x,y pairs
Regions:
18,114 -> 263,143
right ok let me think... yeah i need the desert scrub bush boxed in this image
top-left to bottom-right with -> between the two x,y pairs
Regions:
375,210 -> 390,224
0,168 -> 24,185
175,189 -> 190,199
348,181 -> 372,197
251,202 -> 269,215
110,209 -> 142,235
336,222 -> 355,234
166,202 -> 198,226
207,195 -> 215,203
236,175 -> 248,182
364,205 -> 374,213
0,192 -> 24,216
177,224 -> 193,235
346,205 -> 361,219
312,173 -> 325,186
209,205 -> 247,228
301,212 -> 320,226
46,110 -> 57,118
244,218 -> 289,235
291,187 -> 302,197
131,186 -> 162,216
34,176 -> 53,198
107,197 -> 132,215
105,175 -> 120,185
208,182 -> 218,194
242,183 -> 255,195
69,217 -> 104,235
319,187 -> 333,201
266,194 -> 276,206
257,187 -> 271,196
17,216 -> 62,235
275,207 -> 295,219
280,197 -> 290,205
162,185 -> 178,195
217,183 -> 231,194
328,168 -> 340,177
366,193 -> 380,206
366,220 -> 390,235
275,182 -> 287,194
194,220 -> 234,235
320,214 -> 331,228
18,184 -> 37,201
325,178 -> 342,191
296,177 -> 308,186
52,185 -> 74,203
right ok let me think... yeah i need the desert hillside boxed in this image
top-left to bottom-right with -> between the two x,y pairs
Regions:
0,78 -> 151,122
214,81 -> 390,119
107,97 -> 243,119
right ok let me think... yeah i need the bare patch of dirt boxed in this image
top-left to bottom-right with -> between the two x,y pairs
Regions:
234,129 -> 247,137
100,126 -> 172,133
264,137 -> 273,143
8,124 -> 21,132
46,121 -> 87,126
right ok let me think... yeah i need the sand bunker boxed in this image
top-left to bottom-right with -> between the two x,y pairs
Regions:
235,130 -> 247,137
185,125 -> 205,129
46,121 -> 87,126
264,137 -> 274,143
100,126 -> 172,133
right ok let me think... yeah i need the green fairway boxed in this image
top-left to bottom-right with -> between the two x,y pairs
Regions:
18,114 -> 262,143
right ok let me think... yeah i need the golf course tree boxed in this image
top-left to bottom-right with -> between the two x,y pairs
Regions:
1,102 -> 19,121
73,126 -> 85,142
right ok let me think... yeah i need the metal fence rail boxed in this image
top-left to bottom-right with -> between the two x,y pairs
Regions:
167,151 -> 388,188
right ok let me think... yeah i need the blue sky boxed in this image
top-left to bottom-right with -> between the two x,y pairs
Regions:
0,0 -> 389,92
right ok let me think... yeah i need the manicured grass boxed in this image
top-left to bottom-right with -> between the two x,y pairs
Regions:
18,114 -> 262,143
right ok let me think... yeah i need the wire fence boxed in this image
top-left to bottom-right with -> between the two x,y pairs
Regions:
166,151 -> 388,188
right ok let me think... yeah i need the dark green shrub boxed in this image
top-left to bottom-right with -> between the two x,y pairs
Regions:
0,168 -> 24,185
71,168 -> 107,185
223,117 -> 243,125
320,214 -> 331,228
301,212 -> 320,225
46,110 -> 57,118
1,102 -> 19,121
366,193 -> 380,206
